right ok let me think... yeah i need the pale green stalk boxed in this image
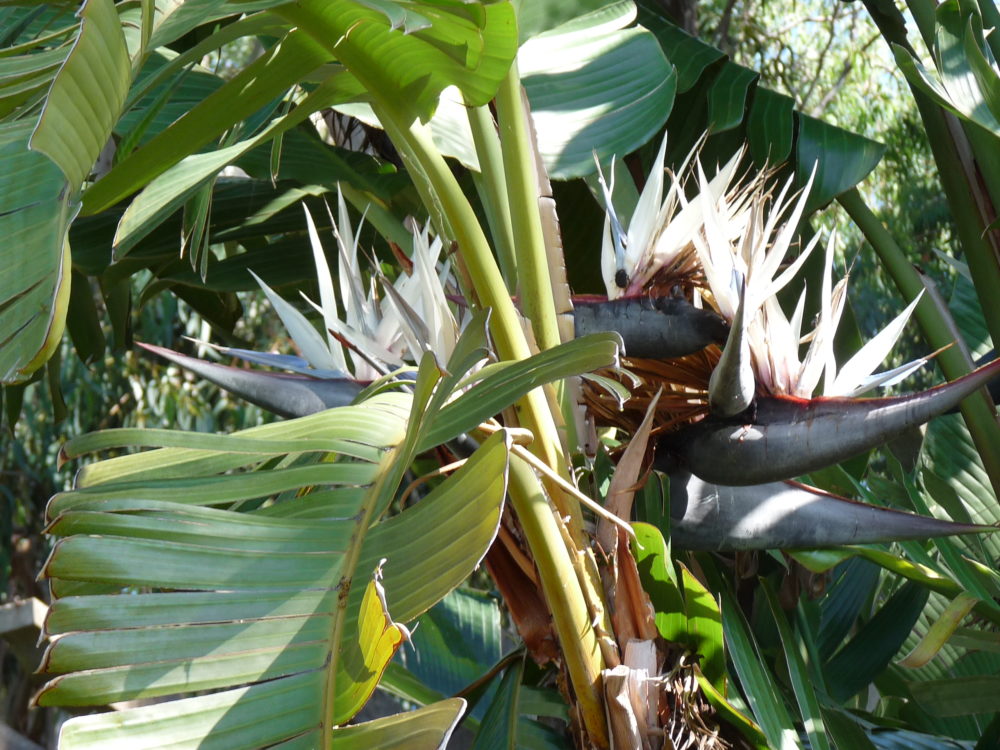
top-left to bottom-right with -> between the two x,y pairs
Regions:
493,62 -> 562,354
490,66 -> 582,451
508,457 -> 609,749
467,104 -> 518,286
838,187 -> 1000,500
370,103 -> 609,746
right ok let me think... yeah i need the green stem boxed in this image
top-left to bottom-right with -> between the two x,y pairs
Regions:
493,62 -> 563,355
507,457 -> 609,749
838,187 -> 1000,501
466,104 -> 518,286
374,105 -> 587,522
490,66 -> 582,451
369,104 -> 608,742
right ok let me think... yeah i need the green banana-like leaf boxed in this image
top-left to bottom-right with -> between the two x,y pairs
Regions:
518,0 -> 676,179
281,0 -> 517,127
397,588 -> 502,719
36,372 -> 510,746
334,1 -> 677,179
329,697 -> 468,749
635,4 -> 883,209
470,658 -> 523,750
892,0 -> 1000,139
0,0 -> 131,383
0,122 -> 75,384
81,27 -> 334,215
823,581 -> 929,703
112,72 -> 363,259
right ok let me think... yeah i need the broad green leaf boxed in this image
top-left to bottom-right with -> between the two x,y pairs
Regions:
824,581 -> 929,702
721,590 -> 803,750
635,2 -> 723,93
0,121 -> 76,384
515,0 -> 621,44
814,556 -> 880,660
747,87 -> 796,168
82,29 -> 335,215
706,61 -> 758,134
908,675 -> 1000,717
680,564 -> 725,691
112,73 -> 361,258
64,269 -> 104,364
30,0 -> 129,187
892,1 -> 1000,138
519,1 -> 676,178
471,658 -> 523,750
148,0 -> 288,50
630,522 -> 685,643
281,0 -> 517,126
330,697 -> 468,749
36,387 -> 509,745
399,588 -> 502,713
796,113 -> 885,211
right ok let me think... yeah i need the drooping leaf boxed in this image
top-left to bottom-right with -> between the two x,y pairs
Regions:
36,370 -> 510,746
281,0 -> 517,126
0,122 -> 76,384
519,0 -> 676,178
30,0 -> 129,187
1,0 -> 132,381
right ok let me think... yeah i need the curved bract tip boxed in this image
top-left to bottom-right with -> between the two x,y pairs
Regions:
138,342 -> 364,418
659,356 -> 1000,485
668,471 -> 991,550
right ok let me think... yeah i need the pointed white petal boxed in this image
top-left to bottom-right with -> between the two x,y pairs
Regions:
828,291 -> 924,397
302,204 -> 348,372
843,356 -> 930,398
250,270 -> 340,371
627,131 -> 669,261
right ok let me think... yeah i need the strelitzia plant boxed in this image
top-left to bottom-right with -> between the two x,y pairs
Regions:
590,138 -> 997,549
143,190 -> 466,416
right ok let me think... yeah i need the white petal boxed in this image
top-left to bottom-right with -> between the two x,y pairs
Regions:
627,131 -> 669,261
251,270 -> 340,372
302,204 -> 348,372
828,292 -> 924,397
843,356 -> 930,398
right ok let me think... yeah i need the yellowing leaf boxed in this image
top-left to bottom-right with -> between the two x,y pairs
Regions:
334,560 -> 407,723
898,592 -> 979,669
